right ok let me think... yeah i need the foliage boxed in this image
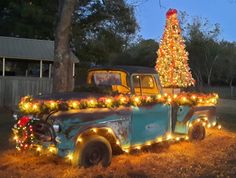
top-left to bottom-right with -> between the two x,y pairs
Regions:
182,16 -> 236,87
0,0 -> 57,39
215,41 -> 236,86
18,93 -> 218,115
73,0 -> 138,64
111,39 -> 159,67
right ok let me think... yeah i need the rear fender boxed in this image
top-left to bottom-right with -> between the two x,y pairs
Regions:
185,106 -> 217,133
175,106 -> 217,134
189,106 -> 217,124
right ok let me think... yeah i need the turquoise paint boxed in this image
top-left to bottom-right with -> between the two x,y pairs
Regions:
174,121 -> 188,134
56,133 -> 76,157
176,106 -> 191,122
131,104 -> 170,145
174,106 -> 191,134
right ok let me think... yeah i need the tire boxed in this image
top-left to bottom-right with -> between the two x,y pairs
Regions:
73,135 -> 112,168
188,123 -> 206,141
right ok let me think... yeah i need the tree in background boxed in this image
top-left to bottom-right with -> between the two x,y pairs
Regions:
183,17 -> 222,87
155,9 -> 195,88
112,39 -> 159,67
73,0 -> 137,64
0,0 -> 57,39
53,0 -> 77,92
215,41 -> 236,87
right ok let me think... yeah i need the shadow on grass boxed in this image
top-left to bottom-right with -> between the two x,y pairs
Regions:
217,113 -> 236,132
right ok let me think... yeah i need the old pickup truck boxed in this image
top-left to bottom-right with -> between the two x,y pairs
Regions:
13,65 -> 219,168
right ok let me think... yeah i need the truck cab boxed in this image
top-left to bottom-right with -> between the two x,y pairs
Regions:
87,65 -> 162,96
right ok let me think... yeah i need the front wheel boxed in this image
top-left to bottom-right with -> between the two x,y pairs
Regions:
188,123 -> 206,141
72,135 -> 112,168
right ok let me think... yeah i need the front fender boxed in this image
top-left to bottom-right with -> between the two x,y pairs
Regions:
54,115 -> 131,157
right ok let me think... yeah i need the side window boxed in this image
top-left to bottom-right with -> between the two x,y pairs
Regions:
132,74 -> 159,95
141,75 -> 154,88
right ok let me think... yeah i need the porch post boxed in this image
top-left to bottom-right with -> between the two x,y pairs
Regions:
2,57 -> 5,76
40,60 -> 43,78
72,63 -> 75,77
49,63 -> 52,78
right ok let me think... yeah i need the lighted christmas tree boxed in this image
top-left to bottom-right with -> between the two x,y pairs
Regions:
155,9 -> 195,88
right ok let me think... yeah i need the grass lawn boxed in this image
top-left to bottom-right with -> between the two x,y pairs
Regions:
216,99 -> 236,132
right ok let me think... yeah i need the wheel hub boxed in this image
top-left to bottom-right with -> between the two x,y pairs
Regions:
193,125 -> 202,139
88,149 -> 102,164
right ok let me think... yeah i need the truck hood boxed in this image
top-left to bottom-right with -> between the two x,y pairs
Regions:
50,105 -> 132,122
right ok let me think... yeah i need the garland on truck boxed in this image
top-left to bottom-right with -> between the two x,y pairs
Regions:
18,92 -> 219,115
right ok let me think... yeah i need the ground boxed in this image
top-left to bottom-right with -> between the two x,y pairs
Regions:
0,99 -> 236,178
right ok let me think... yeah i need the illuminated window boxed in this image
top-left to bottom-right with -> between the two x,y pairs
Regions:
93,72 -> 121,86
132,75 -> 155,89
142,75 -> 154,88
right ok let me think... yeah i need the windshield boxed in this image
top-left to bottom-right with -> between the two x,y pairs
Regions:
87,70 -> 130,95
93,72 -> 122,86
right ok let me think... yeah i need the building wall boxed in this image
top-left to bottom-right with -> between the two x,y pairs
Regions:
0,76 -> 52,109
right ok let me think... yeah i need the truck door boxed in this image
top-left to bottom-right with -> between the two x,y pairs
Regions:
173,106 -> 191,134
131,104 -> 170,145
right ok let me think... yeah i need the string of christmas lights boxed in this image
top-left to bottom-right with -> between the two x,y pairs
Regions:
18,93 -> 219,115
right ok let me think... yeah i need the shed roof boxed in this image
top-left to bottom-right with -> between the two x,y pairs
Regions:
0,36 -> 79,63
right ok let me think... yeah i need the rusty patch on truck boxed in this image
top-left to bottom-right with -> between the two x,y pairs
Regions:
106,114 -> 131,144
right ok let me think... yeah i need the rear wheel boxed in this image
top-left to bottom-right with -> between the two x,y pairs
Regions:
188,123 -> 205,141
73,135 -> 112,168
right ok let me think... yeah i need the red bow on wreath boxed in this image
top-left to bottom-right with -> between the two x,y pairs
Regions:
18,116 -> 30,127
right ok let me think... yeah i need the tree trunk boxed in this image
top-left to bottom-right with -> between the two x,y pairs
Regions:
53,0 -> 77,92
193,69 -> 203,91
207,55 -> 218,87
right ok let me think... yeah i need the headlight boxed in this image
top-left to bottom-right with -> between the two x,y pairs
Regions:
13,113 -> 18,120
55,136 -> 61,143
53,124 -> 61,133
